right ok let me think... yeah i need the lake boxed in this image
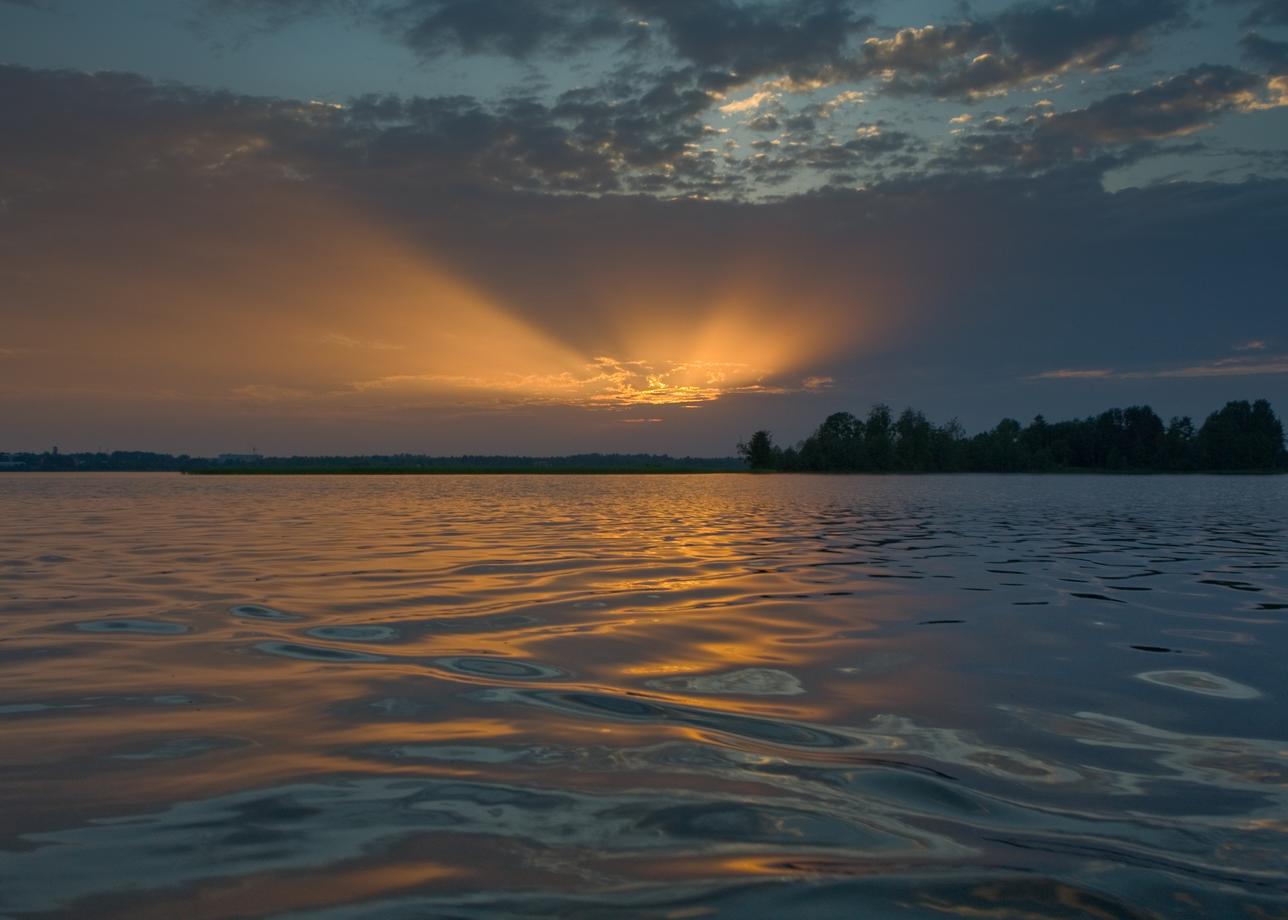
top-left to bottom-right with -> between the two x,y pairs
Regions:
1,473 -> 1285,918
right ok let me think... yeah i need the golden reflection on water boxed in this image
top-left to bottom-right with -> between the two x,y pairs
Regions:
118,859 -> 464,920
1,473 -> 1287,917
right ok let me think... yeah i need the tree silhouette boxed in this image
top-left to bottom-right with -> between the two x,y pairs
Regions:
864,404 -> 895,471
1199,400 -> 1287,470
895,408 -> 933,470
739,399 -> 1287,473
737,430 -> 777,470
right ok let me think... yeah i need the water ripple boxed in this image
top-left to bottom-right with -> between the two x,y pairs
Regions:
0,473 -> 1284,916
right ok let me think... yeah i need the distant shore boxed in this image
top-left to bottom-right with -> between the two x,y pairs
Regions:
4,396 -> 1285,474
3,467 -> 1285,476
4,464 -> 1286,476
192,466 -> 1281,476
0,452 -> 743,474
185,466 -> 737,475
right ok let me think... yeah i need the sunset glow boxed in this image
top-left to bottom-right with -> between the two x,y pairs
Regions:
2,4 -> 1287,917
0,0 -> 1283,456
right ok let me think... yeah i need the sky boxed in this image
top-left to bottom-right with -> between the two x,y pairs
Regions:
1,0 -> 1286,456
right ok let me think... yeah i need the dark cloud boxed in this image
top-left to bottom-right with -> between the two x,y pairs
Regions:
938,65 -> 1280,174
0,64 -> 726,197
1221,0 -> 1288,28
383,0 -> 878,82
391,0 -> 627,58
852,22 -> 987,83
1241,32 -> 1288,71
742,122 -> 919,184
992,0 -> 1190,71
180,1 -> 1258,200
859,0 -> 1191,98
624,0 -> 873,84
0,65 -> 343,194
5,47 -> 1282,207
204,0 -> 874,75
201,0 -> 1187,104
1037,64 -> 1266,144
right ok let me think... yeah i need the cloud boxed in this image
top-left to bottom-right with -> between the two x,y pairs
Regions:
1031,355 -> 1288,380
391,0 -> 629,58
1147,356 -> 1288,378
205,0 -> 875,81
0,65 -> 349,196
718,90 -> 778,115
855,0 -> 1189,99
200,0 -> 1190,109
1029,368 -> 1116,379
938,64 -> 1286,174
350,357 -> 776,409
1240,32 -> 1288,73
6,53 -> 1286,205
176,1 -> 1285,196
625,0 -> 874,85
745,113 -> 781,131
1222,0 -> 1288,28
0,63 -> 724,198
1037,65 -> 1277,143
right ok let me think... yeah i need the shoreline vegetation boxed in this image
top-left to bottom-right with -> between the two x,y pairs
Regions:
2,400 -> 1284,475
739,399 -> 1287,473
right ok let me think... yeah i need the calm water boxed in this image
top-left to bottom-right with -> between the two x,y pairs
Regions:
1,473 -> 1286,919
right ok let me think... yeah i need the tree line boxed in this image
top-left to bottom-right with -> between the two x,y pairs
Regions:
738,399 -> 1287,472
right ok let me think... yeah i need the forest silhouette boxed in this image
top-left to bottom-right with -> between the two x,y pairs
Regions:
739,399 -> 1288,472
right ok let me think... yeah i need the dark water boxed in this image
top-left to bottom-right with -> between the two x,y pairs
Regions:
1,473 -> 1286,919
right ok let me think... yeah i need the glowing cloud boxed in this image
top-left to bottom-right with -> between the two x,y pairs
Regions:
718,91 -> 778,115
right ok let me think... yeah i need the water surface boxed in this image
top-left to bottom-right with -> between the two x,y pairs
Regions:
1,473 -> 1286,918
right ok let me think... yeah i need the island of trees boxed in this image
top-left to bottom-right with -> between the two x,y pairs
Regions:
738,399 -> 1287,472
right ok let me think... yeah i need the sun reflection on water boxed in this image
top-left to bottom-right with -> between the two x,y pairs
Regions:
1,473 -> 1286,916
